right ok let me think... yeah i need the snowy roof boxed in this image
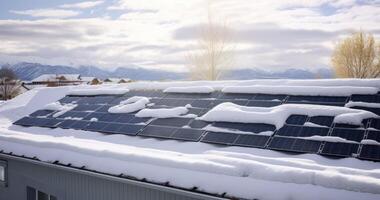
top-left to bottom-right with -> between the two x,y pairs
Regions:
104,78 -> 130,83
32,74 -> 81,82
1,79 -> 380,200
79,76 -> 98,82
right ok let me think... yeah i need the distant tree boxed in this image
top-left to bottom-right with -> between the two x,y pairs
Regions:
331,31 -> 380,78
187,1 -> 235,80
0,67 -> 20,100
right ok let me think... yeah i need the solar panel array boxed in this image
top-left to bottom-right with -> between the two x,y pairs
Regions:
13,89 -> 380,162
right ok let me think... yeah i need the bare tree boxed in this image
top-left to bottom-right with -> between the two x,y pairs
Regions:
187,1 -> 234,80
331,31 -> 380,78
0,67 -> 20,100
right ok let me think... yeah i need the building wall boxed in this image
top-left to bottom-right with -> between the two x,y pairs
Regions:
0,157 -> 214,200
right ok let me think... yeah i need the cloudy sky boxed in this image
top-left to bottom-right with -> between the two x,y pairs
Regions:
0,0 -> 379,72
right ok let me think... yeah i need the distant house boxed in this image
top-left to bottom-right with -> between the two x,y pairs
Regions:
26,74 -> 83,87
80,77 -> 101,85
103,78 -> 131,84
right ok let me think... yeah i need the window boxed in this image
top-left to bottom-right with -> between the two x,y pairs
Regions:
27,186 -> 57,200
0,160 -> 7,187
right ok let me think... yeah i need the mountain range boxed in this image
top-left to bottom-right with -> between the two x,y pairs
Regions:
1,62 -> 334,81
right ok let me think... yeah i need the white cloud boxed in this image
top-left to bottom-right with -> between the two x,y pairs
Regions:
10,9 -> 80,18
60,1 -> 104,9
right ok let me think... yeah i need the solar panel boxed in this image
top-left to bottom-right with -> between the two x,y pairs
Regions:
29,117 -> 52,127
308,116 -> 334,127
321,142 -> 359,157
29,110 -> 55,118
334,123 -> 362,129
117,124 -> 145,135
56,119 -> 78,129
330,128 -> 365,142
287,96 -> 347,104
188,119 -> 210,129
59,96 -> 80,104
86,121 -> 109,132
13,117 -> 35,126
276,125 -> 329,137
98,113 -> 122,122
285,115 -> 307,125
96,105 -> 112,113
155,98 -> 193,107
253,94 -> 286,101
40,118 -> 63,128
276,125 -> 302,137
186,108 -> 206,116
84,96 -> 116,105
101,123 -> 123,133
190,99 -> 214,108
138,125 -> 177,138
57,111 -> 90,119
83,112 -> 105,121
246,100 -> 281,107
72,104 -> 102,112
369,118 -> 380,130
219,93 -> 254,100
114,114 -> 135,123
128,117 -> 151,124
351,94 -> 380,103
233,134 -> 270,148
351,106 -> 380,116
359,145 -> 380,161
201,131 -> 238,145
212,122 -> 276,133
212,99 -> 248,106
69,120 -> 91,130
170,128 -> 204,141
366,130 -> 380,142
150,118 -> 192,127
268,137 -> 321,153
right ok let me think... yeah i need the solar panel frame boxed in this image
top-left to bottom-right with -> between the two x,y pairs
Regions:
138,125 -> 177,138
268,136 -> 322,153
233,134 -> 270,148
359,144 -> 380,161
330,128 -> 365,142
321,142 -> 359,157
170,128 -> 205,141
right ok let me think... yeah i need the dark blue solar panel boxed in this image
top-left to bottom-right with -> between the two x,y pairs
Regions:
286,115 -> 307,125
253,94 -> 286,101
72,104 -> 102,112
98,113 -> 122,122
150,118 -> 192,127
128,117 -> 151,124
101,123 -> 123,133
366,130 -> 380,142
201,131 -> 238,145
321,142 -> 359,157
117,124 -> 145,135
69,120 -> 91,130
268,137 -> 321,153
86,121 -> 109,132
330,128 -> 365,142
84,96 -> 116,105
308,116 -> 334,127
56,120 -> 78,129
212,122 -> 276,133
276,125 -> 329,137
96,105 -> 112,113
212,99 -> 248,106
359,145 -> 380,161
188,119 -> 210,129
287,96 -> 347,103
246,100 -> 281,107
57,111 -> 90,119
351,106 -> 380,116
351,94 -> 380,103
59,96 -> 80,104
334,122 -> 363,129
170,128 -> 204,141
126,90 -> 165,98
29,110 -> 55,118
114,114 -> 135,123
139,125 -> 177,138
190,99 -> 214,108
369,118 -> 380,130
155,98 -> 193,107
233,134 -> 270,148
28,117 -> 52,127
219,93 -> 254,100
40,118 -> 63,128
13,117 -> 35,126
83,112 -> 105,121
186,108 -> 206,116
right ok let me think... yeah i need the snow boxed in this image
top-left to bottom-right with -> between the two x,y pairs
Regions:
164,86 -> 215,94
302,136 -> 358,144
44,102 -> 77,118
68,87 -> 129,96
361,139 -> 380,146
32,74 -> 80,82
199,103 -> 378,129
345,101 -> 380,108
108,96 -> 149,113
304,122 -> 328,128
136,107 -> 189,118
203,124 -> 274,136
1,79 -> 380,200
222,85 -> 379,96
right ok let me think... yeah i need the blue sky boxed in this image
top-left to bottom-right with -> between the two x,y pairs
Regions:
0,0 -> 379,72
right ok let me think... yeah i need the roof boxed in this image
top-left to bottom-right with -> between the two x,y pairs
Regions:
80,76 -> 98,82
32,74 -> 81,82
104,78 -> 130,83
1,79 -> 380,200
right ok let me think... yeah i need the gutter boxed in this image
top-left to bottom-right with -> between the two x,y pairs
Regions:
0,153 -> 232,200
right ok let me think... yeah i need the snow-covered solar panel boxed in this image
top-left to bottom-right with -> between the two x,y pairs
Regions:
12,88 -> 380,162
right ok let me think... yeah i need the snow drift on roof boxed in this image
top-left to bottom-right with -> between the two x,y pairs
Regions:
222,85 -> 379,96
345,101 -> 380,108
108,96 -> 149,113
68,88 -> 129,96
136,106 -> 189,118
44,102 -> 77,117
199,103 -> 378,129
164,86 -> 215,94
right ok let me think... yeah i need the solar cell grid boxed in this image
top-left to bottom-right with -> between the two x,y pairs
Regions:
29,110 -> 55,118
308,116 -> 334,127
246,100 -> 281,107
212,122 -> 276,133
219,93 -> 254,100
351,106 -> 380,116
116,123 -> 145,135
233,134 -> 270,148
201,131 -> 238,145
150,117 -> 192,127
212,99 -> 248,106
86,121 -> 109,132
359,145 -> 380,161
40,118 -> 63,128
285,115 -> 307,125
188,119 -> 210,129
253,94 -> 286,101
351,94 -> 380,103
13,117 -> 35,126
321,142 -> 359,157
268,137 -> 321,153
170,128 -> 205,141
366,130 -> 380,142
287,96 -> 347,103
56,119 -> 78,129
72,104 -> 102,112
369,118 -> 380,130
138,125 -> 177,138
330,128 -> 365,142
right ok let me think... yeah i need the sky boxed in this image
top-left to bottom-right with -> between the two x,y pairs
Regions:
0,0 -> 379,72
